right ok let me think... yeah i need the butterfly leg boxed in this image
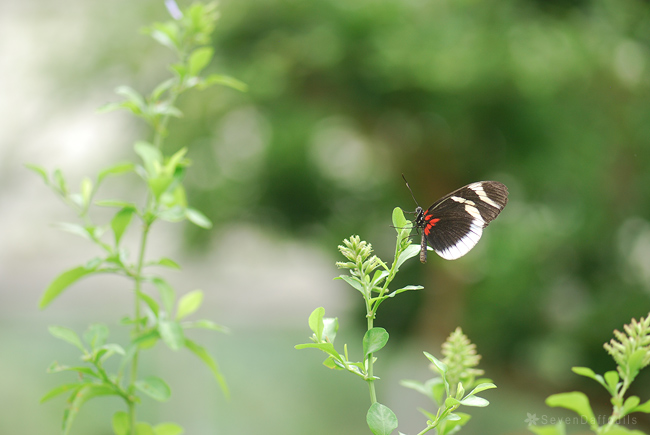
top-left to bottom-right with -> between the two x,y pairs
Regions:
420,232 -> 428,263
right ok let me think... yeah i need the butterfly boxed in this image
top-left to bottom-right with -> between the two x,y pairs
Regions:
404,177 -> 509,262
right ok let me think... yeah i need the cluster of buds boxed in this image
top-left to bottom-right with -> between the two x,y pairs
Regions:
441,327 -> 485,393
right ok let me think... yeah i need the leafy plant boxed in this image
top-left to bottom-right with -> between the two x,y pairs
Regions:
296,207 -> 496,435
529,313 -> 650,435
401,327 -> 496,435
29,2 -> 243,434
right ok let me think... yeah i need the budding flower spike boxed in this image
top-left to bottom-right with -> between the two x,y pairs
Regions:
402,175 -> 509,262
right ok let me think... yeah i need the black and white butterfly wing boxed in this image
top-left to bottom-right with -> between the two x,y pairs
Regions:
416,181 -> 508,260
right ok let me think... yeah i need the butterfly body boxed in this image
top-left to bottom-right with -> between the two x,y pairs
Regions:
413,181 -> 509,262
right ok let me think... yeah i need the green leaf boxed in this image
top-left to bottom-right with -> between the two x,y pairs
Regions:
185,339 -> 229,398
188,47 -> 214,77
604,370 -> 620,394
158,319 -> 185,351
48,326 -> 85,352
53,169 -> 68,195
112,411 -> 129,435
176,290 -> 203,320
392,207 -> 408,230
151,78 -> 175,101
367,402 -> 398,435
395,244 -> 420,270
149,176 -> 174,199
439,412 -> 471,435
147,22 -> 180,51
115,86 -> 146,112
322,317 -> 338,343
308,307 -> 325,341
294,342 -> 342,360
63,383 -> 118,435
158,206 -> 186,222
336,275 -> 364,293
111,207 -> 135,246
161,184 -> 187,208
54,222 -> 93,241
417,408 -> 438,421
40,383 -> 81,403
627,348 -> 647,380
621,396 -> 641,417
134,141 -> 162,176
631,398 -> 650,413
135,376 -> 171,402
371,270 -> 390,286
467,382 -> 497,396
47,362 -> 98,378
546,392 -> 596,426
200,74 -> 248,92
25,163 -> 50,185
96,343 -> 125,364
459,395 -> 489,407
322,356 -> 339,369
363,327 -> 389,359
388,285 -> 423,298
170,63 -> 187,82
135,422 -> 156,435
432,378 -> 446,404
153,422 -> 184,435
149,258 -> 181,269
138,290 -> 160,317
152,277 -> 175,313
163,147 -> 188,176
572,367 -> 606,387
80,177 -> 93,207
83,324 -> 109,350
40,264 -> 99,309
98,162 -> 135,184
424,351 -> 448,375
185,208 -> 212,229
528,422 -> 566,435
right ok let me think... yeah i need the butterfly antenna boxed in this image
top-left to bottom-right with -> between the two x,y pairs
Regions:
402,174 -> 420,208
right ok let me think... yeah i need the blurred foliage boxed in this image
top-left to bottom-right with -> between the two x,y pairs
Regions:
184,0 -> 650,387
39,0 -> 650,424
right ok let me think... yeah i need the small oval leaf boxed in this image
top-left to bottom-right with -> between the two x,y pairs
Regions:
153,422 -> 184,435
363,327 -> 389,359
367,402 -> 398,435
135,376 -> 171,402
460,395 -> 489,407
48,326 -> 85,351
546,391 -> 596,424
152,277 -> 175,314
176,290 -> 203,320
111,207 -> 135,246
112,411 -> 130,435
158,320 -> 185,351
185,208 -> 212,229
308,307 -> 325,340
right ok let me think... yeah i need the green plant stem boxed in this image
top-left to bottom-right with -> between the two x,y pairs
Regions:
128,220 -> 152,434
363,234 -> 409,405
152,80 -> 181,149
366,311 -> 377,404
602,377 -> 631,433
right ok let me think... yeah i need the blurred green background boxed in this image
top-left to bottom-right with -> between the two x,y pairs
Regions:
2,0 -> 650,433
